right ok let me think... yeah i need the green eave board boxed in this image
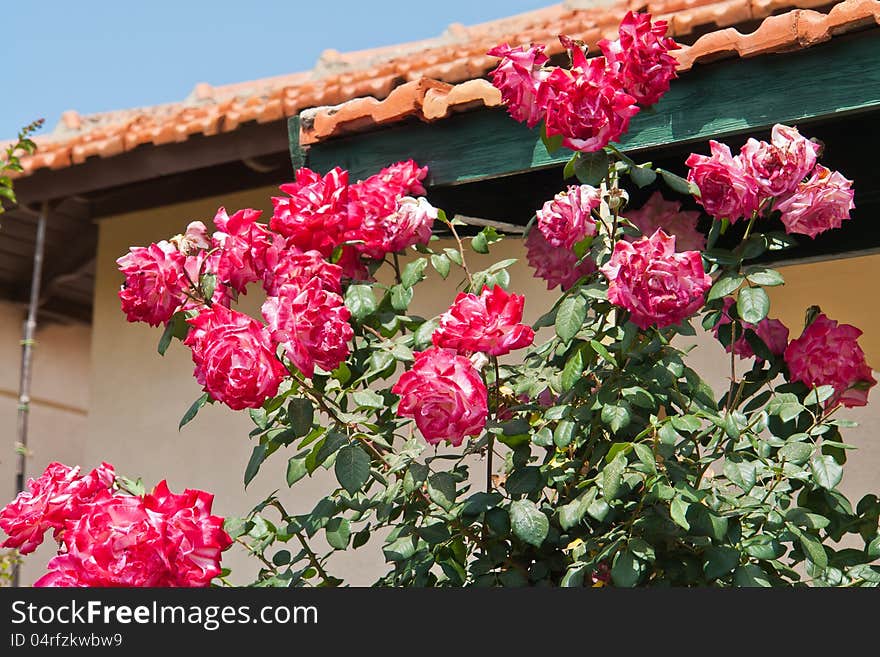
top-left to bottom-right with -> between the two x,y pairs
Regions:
293,31 -> 880,187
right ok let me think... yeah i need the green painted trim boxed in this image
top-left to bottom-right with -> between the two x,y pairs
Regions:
303,33 -> 880,186
288,115 -> 304,171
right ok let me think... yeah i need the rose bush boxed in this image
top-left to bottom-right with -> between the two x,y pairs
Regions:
5,11 -> 879,588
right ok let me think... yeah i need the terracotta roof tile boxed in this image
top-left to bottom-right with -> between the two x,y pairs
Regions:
11,0 -> 880,179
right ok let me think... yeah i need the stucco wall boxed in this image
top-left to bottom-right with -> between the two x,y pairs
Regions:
10,184 -> 878,586
0,300 -> 91,585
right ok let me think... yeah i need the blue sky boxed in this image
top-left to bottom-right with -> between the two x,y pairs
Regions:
4,0 -> 551,139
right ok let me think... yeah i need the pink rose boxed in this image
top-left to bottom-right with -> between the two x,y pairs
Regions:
117,241 -> 188,326
625,191 -> 705,252
600,229 -> 711,329
739,124 -> 820,198
686,140 -> 759,222
784,313 -> 876,408
262,279 -> 353,378
487,43 -> 552,128
184,305 -> 286,410
270,167 -> 357,257
599,11 -> 679,107
36,483 -> 231,587
542,48 -> 639,152
365,159 -> 428,198
774,165 -> 855,239
536,184 -> 600,249
360,196 -> 437,259
433,285 -> 535,357
525,227 -> 597,291
393,348 -> 488,446
211,206 -> 272,294
713,298 -> 789,360
170,220 -> 212,256
0,462 -> 114,554
143,481 -> 232,587
261,236 -> 343,296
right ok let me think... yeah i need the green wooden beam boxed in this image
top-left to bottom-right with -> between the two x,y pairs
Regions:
288,114 -> 304,171
303,32 -> 880,186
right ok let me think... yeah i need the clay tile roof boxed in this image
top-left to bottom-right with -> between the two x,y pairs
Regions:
12,0 -> 880,178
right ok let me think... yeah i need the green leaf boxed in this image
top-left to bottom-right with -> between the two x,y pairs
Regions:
628,165 -> 657,188
344,284 -> 376,320
658,168 -> 698,196
427,472 -> 457,511
561,348 -> 585,392
540,122 -> 564,154
559,489 -> 597,531
401,258 -> 428,287
505,467 -> 542,496
867,535 -> 880,559
224,517 -> 251,540
510,499 -> 549,547
779,441 -> 812,466
601,404 -> 631,434
555,295 -> 587,343
611,549 -> 643,587
287,398 -> 314,437
471,231 -> 489,254
352,389 -> 384,409
573,150 -> 609,186
334,445 -> 371,495
589,339 -> 617,367
553,420 -> 577,448
390,284 -> 414,311
430,253 -> 451,279
735,564 -> 771,587
707,274 -> 744,301
785,507 -> 830,529
244,444 -> 268,487
670,497 -> 690,530
722,459 -> 757,493
325,517 -> 351,550
157,311 -> 189,355
200,272 -> 217,302
563,154 -> 577,180
286,456 -> 308,486
703,546 -> 740,580
811,454 -> 843,490
793,527 -> 828,569
737,287 -> 770,324
179,392 -> 209,430
413,319 -> 439,350
603,455 -> 626,500
745,268 -> 784,287
743,535 -> 784,560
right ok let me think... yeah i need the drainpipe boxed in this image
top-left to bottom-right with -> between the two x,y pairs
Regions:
11,200 -> 48,588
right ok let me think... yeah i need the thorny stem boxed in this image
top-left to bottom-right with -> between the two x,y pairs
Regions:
295,531 -> 332,585
392,252 -> 403,285
726,322 -> 738,411
487,357 -> 501,494
742,212 -> 758,241
235,537 -> 274,571
446,220 -> 474,288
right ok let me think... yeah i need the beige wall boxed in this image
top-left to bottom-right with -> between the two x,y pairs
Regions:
5,184 -> 879,585
0,300 -> 91,585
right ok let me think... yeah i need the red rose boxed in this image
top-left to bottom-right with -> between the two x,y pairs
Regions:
686,140 -> 759,222
784,314 -> 876,408
117,241 -> 188,326
601,229 -> 711,329
392,348 -> 488,446
599,11 -> 679,107
184,305 -> 286,410
0,462 -> 114,554
433,285 -> 535,357
262,279 -> 353,378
